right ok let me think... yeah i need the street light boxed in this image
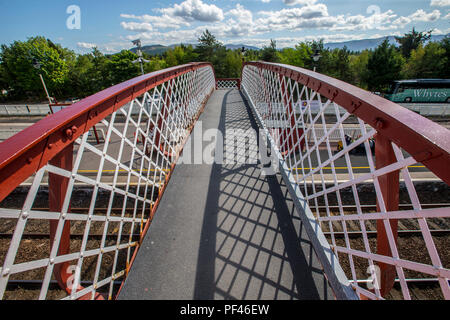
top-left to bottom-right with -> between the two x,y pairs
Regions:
32,58 -> 53,105
131,39 -> 150,75
241,46 -> 246,64
312,50 -> 321,72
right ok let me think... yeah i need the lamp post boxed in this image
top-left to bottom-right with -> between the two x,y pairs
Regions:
312,50 -> 321,72
131,39 -> 150,75
241,46 -> 246,64
32,58 -> 53,105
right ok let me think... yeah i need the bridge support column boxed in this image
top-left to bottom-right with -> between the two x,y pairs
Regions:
375,133 -> 399,298
49,144 -> 103,300
49,144 -> 73,294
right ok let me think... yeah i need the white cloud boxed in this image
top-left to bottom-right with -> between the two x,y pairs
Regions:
160,0 -> 224,22
120,21 -> 153,32
409,9 -> 441,21
255,4 -> 334,32
120,13 -> 190,29
77,42 -> 96,49
116,2 -> 447,51
430,0 -> 450,7
283,0 -> 318,6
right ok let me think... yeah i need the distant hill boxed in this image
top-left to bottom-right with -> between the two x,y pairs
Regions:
126,34 -> 449,56
130,43 -> 260,56
130,45 -> 169,56
325,34 -> 449,52
225,44 -> 260,51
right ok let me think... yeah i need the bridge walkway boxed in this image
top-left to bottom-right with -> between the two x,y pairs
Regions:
119,89 -> 333,300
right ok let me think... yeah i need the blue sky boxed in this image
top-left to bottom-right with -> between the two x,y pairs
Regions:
1,0 -> 449,53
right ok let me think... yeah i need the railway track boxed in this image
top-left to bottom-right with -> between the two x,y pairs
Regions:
1,202 -> 449,300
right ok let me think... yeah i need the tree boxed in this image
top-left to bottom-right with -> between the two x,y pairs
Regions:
349,50 -> 370,89
0,36 -> 73,100
260,39 -> 280,63
144,56 -> 168,73
85,47 -> 110,95
278,42 -> 312,68
67,53 -> 94,97
326,47 -> 353,83
196,29 -> 223,62
365,39 -> 404,92
224,50 -> 242,78
402,42 -> 446,79
195,30 -> 234,77
395,27 -> 432,58
439,36 -> 450,78
105,50 -> 140,86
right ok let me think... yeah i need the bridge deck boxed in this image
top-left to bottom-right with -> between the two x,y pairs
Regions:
119,89 -> 333,300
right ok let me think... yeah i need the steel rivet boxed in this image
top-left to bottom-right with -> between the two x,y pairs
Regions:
375,119 -> 385,130
26,157 -> 33,164
22,212 -> 28,219
48,144 -> 54,150
3,268 -> 10,276
50,258 -> 55,265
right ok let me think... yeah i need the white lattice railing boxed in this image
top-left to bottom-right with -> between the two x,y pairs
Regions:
0,63 -> 215,300
216,78 -> 240,90
241,62 -> 450,300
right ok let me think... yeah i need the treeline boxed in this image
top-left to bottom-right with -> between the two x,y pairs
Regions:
0,28 -> 449,102
268,28 -> 450,92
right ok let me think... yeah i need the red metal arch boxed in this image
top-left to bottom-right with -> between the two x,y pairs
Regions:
0,62 -> 215,300
243,61 -> 450,186
242,61 -> 450,299
0,62 -> 215,203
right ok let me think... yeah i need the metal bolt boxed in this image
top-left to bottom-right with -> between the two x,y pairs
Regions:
48,144 -> 54,150
65,128 -> 73,138
375,119 -> 385,130
26,157 -> 33,164
2,268 -> 10,276
50,258 -> 55,265
21,212 -> 29,219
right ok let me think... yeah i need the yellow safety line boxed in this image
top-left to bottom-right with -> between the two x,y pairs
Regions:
78,166 -> 426,174
78,169 -> 170,173
292,166 -> 426,170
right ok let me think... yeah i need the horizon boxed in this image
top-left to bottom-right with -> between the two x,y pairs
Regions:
1,0 -> 449,54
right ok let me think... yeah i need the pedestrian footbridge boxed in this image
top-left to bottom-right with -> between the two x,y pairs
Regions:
0,62 -> 449,300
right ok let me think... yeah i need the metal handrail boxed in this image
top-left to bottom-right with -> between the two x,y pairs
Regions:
0,62 -> 216,300
0,63 -> 215,203
244,62 -> 450,184
241,61 -> 450,300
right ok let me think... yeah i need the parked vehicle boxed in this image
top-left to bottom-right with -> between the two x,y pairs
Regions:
384,79 -> 450,103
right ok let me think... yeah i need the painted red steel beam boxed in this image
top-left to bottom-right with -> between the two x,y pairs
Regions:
243,61 -> 450,186
0,62 -> 215,204
48,144 -> 105,300
375,133 -> 400,297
